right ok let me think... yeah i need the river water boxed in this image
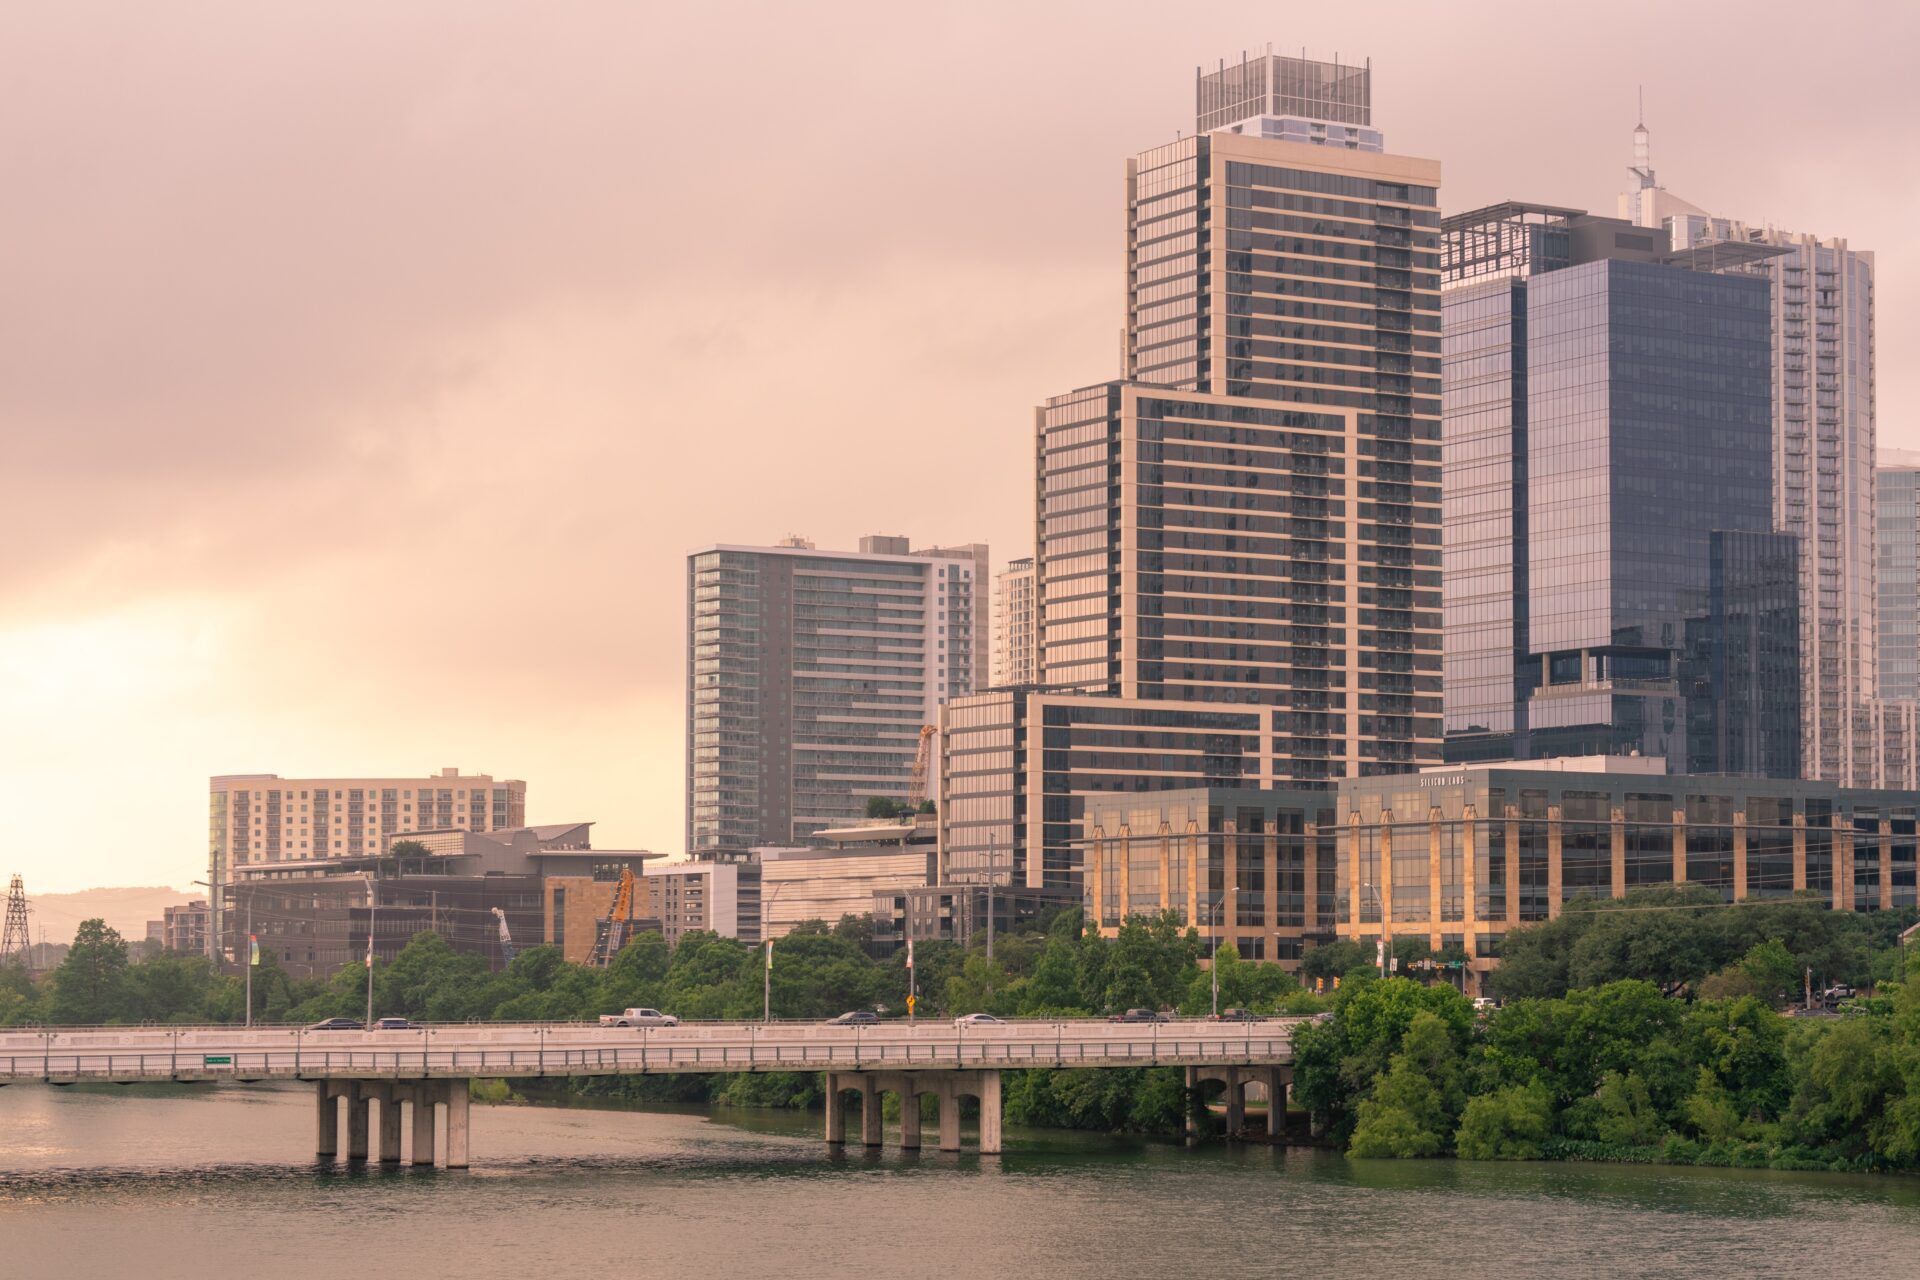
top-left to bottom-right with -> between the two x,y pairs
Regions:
4,1084 -> 1920,1279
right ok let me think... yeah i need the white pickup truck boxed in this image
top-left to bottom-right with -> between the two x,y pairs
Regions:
599,1007 -> 680,1028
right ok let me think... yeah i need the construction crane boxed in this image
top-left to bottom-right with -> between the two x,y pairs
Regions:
906,724 -> 936,815
588,867 -> 637,967
490,907 -> 516,965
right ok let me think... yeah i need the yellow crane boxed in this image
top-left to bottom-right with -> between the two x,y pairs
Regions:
589,867 -> 637,967
907,724 -> 935,814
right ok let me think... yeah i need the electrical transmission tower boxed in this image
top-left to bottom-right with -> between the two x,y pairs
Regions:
1,874 -> 29,966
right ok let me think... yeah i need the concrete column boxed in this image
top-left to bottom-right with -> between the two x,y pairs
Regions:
977,1070 -> 1003,1156
1184,1066 -> 1197,1144
1672,808 -> 1687,884
1733,811 -> 1748,901
1545,808 -> 1563,920
316,1082 -> 338,1159
1266,1068 -> 1285,1139
1224,1067 -> 1244,1140
860,1076 -> 883,1148
377,1087 -> 402,1164
411,1093 -> 436,1166
1793,812 -> 1808,892
938,1081 -> 961,1152
444,1080 -> 470,1169
823,1073 -> 847,1145
900,1089 -> 922,1149
1610,806 -> 1626,899
346,1084 -> 369,1161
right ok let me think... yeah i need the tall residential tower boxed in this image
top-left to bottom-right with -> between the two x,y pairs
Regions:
687,535 -> 984,859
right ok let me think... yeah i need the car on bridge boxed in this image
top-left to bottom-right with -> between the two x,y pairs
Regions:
599,1008 -> 680,1028
952,1013 -> 1004,1028
1207,1008 -> 1265,1022
826,1011 -> 880,1026
373,1017 -> 417,1030
1108,1008 -> 1169,1023
306,1017 -> 364,1031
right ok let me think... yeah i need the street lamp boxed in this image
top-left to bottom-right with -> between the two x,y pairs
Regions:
194,878 -> 252,1028
1362,882 -> 1391,976
762,880 -> 789,1024
362,872 -> 377,1027
1209,896 -> 1222,1018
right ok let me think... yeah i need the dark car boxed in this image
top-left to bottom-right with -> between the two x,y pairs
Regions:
1208,1008 -> 1266,1023
1108,1008 -> 1168,1023
306,1017 -> 364,1031
373,1017 -> 416,1030
826,1011 -> 880,1026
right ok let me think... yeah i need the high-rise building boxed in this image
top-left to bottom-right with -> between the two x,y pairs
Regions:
207,768 -> 526,958
1440,202 -> 1794,775
992,557 -> 1038,687
942,52 -> 1444,902
686,535 -> 985,859
1878,450 -> 1920,703
1622,119 -> 1881,785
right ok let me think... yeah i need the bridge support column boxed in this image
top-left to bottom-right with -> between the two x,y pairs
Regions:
977,1070 -> 1002,1156
316,1082 -> 338,1159
375,1085 -> 403,1163
899,1086 -> 923,1150
1224,1067 -> 1244,1141
1183,1067 -> 1197,1144
860,1075 -> 883,1148
1266,1067 -> 1288,1139
444,1080 -> 470,1169
346,1083 -> 369,1161
937,1079 -> 961,1152
411,1089 -> 437,1165
823,1073 -> 847,1145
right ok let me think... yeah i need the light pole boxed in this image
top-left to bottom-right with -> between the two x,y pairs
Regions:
363,872 -> 377,1026
762,881 -> 788,1024
194,878 -> 251,1026
1210,896 -> 1221,1018
1362,882 -> 1390,976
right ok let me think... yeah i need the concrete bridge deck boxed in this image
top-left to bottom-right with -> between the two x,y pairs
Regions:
0,1018 -> 1299,1084
0,1019 -> 1301,1164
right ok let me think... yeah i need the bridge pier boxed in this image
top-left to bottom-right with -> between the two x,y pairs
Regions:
444,1079 -> 470,1169
411,1088 -> 437,1165
315,1082 -> 338,1158
823,1075 -> 847,1145
1189,1064 -> 1291,1142
374,1085 -> 403,1163
346,1083 -> 370,1161
821,1070 -> 1000,1154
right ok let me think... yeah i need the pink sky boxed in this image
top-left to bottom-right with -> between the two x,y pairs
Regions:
3,1 -> 1915,893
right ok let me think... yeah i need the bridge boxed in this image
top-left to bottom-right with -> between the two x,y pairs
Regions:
0,1018 -> 1300,1163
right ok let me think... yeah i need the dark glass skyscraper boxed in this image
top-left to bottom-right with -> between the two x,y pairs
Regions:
1441,204 -> 1795,775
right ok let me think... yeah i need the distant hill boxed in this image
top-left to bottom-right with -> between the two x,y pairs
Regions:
24,886 -> 197,947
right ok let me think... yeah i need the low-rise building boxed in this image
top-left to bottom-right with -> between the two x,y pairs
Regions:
1081,759 -> 1919,990
871,882 -> 1077,950
161,900 -> 211,955
756,818 -> 938,940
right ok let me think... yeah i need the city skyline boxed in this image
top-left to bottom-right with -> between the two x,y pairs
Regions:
5,3 -> 1919,894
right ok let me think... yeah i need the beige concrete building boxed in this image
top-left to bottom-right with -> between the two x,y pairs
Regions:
756,818 -> 938,939
207,768 -> 526,958
993,557 -> 1037,687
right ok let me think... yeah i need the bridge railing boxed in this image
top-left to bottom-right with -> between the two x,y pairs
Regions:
0,1019 -> 1298,1082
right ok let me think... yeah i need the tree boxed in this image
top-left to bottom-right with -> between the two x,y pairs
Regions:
1299,939 -> 1375,986
47,919 -> 132,1023
1348,1010 -> 1462,1157
864,796 -> 910,820
1455,1082 -> 1554,1160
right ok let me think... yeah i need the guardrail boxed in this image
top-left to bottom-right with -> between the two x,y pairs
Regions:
0,1019 -> 1299,1083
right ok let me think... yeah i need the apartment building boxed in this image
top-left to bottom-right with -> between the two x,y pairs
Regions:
206,768 -> 525,958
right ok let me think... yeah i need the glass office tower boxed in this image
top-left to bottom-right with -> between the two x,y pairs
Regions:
1441,204 -> 1793,774
1878,451 -> 1920,703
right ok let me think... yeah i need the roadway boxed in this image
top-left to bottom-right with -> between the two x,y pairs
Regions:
0,1017 -> 1301,1084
